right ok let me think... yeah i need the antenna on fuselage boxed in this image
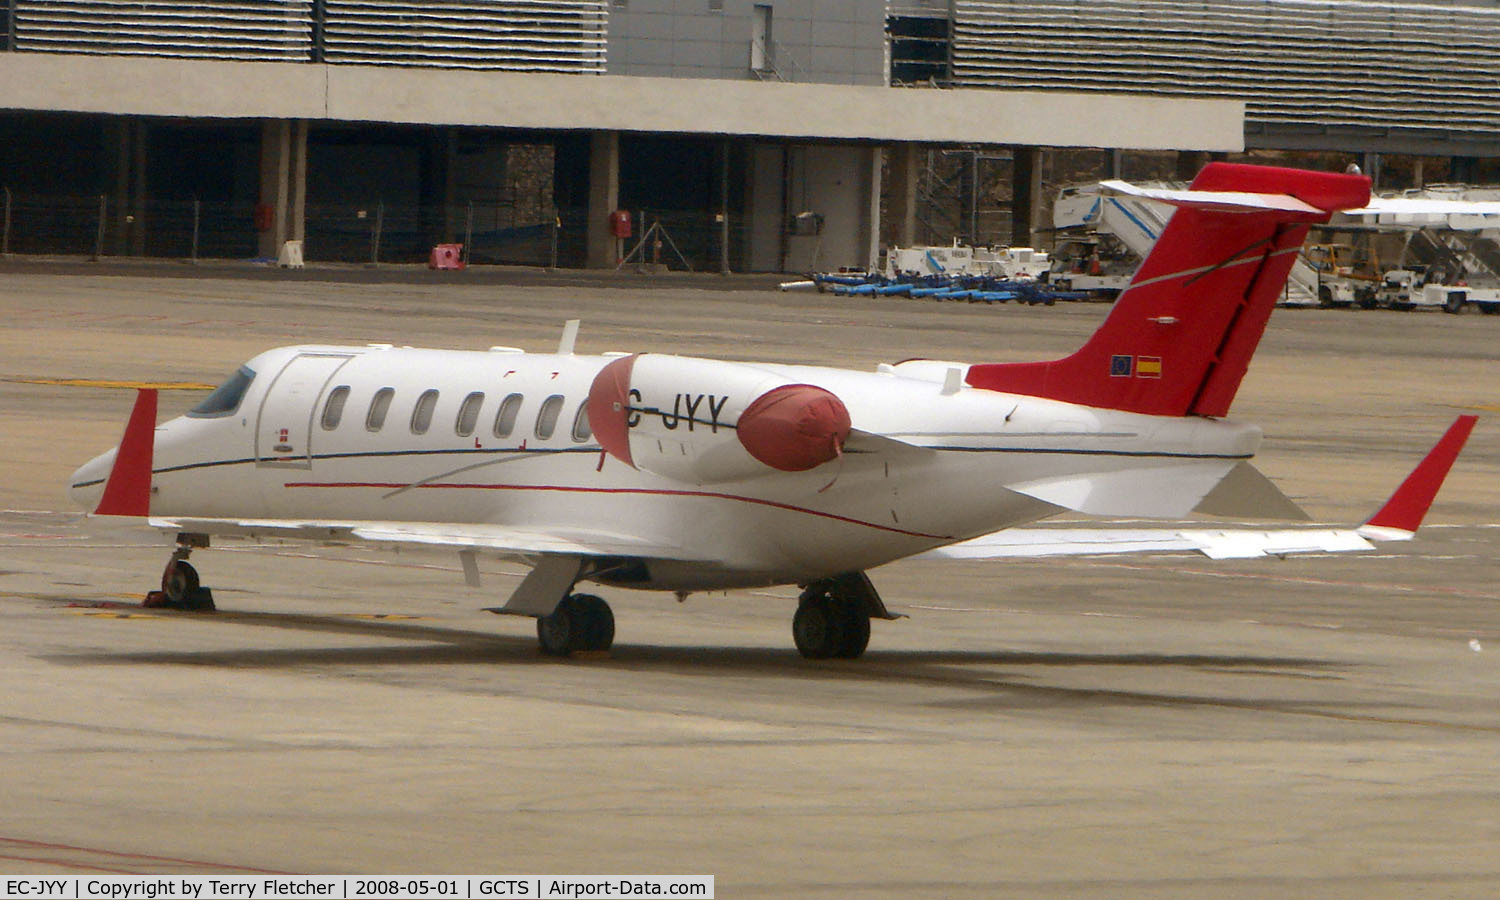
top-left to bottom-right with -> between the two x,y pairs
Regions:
557,319 -> 581,355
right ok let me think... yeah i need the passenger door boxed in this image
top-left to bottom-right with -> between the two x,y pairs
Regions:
255,353 -> 353,468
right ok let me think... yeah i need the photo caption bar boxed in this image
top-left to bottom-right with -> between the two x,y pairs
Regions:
2,878 -> 713,900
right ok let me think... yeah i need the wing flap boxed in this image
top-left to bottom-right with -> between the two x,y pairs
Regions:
918,526 -> 1377,561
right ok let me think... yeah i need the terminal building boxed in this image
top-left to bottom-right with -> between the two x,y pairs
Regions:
2,0 -> 1499,271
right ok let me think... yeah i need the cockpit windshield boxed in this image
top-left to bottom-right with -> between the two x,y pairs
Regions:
187,366 -> 256,418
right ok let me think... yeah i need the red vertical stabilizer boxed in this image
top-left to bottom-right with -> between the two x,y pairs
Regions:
94,388 -> 157,517
966,164 -> 1372,417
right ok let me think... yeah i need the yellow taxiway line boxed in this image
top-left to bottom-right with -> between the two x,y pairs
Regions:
3,378 -> 215,390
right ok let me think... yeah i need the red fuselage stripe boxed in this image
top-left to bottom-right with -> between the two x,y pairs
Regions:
283,481 -> 952,540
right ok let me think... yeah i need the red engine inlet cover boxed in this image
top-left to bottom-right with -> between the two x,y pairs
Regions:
587,354 -> 637,467
736,384 -> 851,472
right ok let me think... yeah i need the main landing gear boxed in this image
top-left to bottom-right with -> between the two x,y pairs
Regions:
536,593 -> 615,656
792,572 -> 898,660
144,536 -> 216,611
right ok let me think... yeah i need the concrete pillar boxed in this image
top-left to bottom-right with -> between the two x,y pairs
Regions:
258,120 -> 291,259
1412,158 -> 1425,189
885,144 -> 919,249
1011,146 -> 1044,249
289,120 -> 307,244
257,119 -> 308,259
586,130 -> 620,268
860,145 -> 882,271
1362,152 -> 1382,190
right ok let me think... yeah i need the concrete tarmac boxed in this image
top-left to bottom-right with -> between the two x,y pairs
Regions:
2,263 -> 1499,897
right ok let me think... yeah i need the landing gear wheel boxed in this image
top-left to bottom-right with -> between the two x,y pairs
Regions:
792,596 -> 842,660
149,559 -> 214,611
833,602 -> 870,659
536,593 -> 615,656
162,561 -> 200,601
570,593 -> 615,652
793,586 -> 870,660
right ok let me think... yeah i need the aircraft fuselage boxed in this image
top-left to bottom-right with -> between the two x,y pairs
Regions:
71,343 -> 1263,592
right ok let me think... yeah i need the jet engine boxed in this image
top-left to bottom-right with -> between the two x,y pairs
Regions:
587,354 -> 850,484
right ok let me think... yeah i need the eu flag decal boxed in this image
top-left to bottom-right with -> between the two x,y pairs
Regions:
1110,354 -> 1134,377
1136,356 -> 1163,378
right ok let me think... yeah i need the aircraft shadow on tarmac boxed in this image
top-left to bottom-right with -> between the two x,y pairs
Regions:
39,604 -> 1387,717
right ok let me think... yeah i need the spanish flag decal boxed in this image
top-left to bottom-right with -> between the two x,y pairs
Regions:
1136,356 -> 1163,378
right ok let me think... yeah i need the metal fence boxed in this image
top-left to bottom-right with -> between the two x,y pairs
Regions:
1,190 -> 751,271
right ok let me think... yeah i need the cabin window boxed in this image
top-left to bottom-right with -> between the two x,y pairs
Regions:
411,389 -> 440,435
535,394 -> 565,440
366,387 -> 394,431
571,401 -> 592,442
187,366 -> 255,418
493,393 -> 523,438
321,385 -> 351,430
455,391 -> 485,437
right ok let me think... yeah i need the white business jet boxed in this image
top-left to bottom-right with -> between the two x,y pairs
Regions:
69,163 -> 1477,659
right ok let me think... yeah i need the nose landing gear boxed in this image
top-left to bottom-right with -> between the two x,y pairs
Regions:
144,536 -> 216,611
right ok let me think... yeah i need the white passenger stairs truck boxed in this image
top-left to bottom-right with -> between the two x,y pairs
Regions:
1053,182 -> 1173,258
1282,259 -> 1322,306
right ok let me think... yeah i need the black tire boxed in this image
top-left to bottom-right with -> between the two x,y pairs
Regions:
537,594 -> 615,656
536,600 -> 577,656
570,593 -> 615,652
833,603 -> 871,659
1481,304 -> 1500,316
792,596 -> 842,659
162,561 -> 200,602
1445,291 -> 1467,314
1318,286 -> 1333,308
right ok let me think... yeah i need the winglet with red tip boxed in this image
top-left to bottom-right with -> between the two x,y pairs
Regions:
94,388 -> 158,517
1360,415 -> 1477,537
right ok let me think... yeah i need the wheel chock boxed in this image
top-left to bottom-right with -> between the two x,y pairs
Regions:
142,587 -> 216,612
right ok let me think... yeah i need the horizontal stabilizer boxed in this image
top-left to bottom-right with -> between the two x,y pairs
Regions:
1099,180 -> 1327,216
1348,198 -> 1500,217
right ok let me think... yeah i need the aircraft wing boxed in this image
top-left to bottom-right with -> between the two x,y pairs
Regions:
146,516 -> 699,561
921,415 -> 1477,563
918,525 -> 1383,561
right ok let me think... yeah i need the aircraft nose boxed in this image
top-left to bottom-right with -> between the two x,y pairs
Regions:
68,449 -> 115,512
